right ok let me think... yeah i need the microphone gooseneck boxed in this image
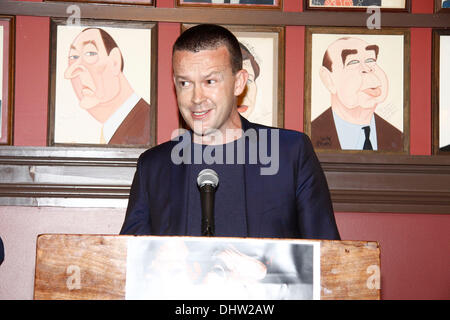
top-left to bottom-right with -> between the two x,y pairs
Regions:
197,169 -> 219,237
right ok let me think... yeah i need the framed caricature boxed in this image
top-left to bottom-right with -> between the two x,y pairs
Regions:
48,19 -> 157,147
432,29 -> 450,154
305,0 -> 409,11
435,0 -> 450,12
177,0 -> 282,10
304,27 -> 410,153
0,16 -> 14,146
181,24 -> 285,128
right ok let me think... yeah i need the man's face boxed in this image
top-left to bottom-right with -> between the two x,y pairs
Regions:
173,46 -> 247,139
237,59 -> 257,118
64,29 -> 121,110
325,37 -> 388,109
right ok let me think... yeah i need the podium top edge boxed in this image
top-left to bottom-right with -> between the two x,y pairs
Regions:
36,234 -> 379,247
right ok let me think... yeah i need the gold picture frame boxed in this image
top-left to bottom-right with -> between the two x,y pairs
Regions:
304,26 -> 410,154
48,18 -> 157,148
0,16 -> 14,146
432,29 -> 450,154
177,0 -> 282,10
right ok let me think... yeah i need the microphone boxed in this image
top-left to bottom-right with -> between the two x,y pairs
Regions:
197,169 -> 219,237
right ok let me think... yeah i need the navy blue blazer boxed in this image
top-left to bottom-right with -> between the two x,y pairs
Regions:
120,117 -> 340,240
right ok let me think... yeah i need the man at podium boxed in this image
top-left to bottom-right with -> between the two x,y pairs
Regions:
120,24 -> 340,241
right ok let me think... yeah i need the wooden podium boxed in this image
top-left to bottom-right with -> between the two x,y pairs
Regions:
34,234 -> 380,300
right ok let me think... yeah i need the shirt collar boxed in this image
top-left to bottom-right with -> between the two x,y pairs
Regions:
332,109 -> 378,150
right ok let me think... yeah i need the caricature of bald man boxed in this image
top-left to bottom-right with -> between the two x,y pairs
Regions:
311,37 -> 403,151
65,28 -> 150,145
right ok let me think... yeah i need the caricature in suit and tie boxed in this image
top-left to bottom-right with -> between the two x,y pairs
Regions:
63,27 -> 151,146
311,36 -> 403,151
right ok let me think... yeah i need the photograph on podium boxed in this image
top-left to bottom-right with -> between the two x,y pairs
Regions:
125,236 -> 321,300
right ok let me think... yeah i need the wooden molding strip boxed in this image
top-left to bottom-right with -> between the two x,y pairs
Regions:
0,145 -> 142,166
0,146 -> 449,213
331,190 -> 450,214
2,1 -> 450,28
0,183 -> 130,198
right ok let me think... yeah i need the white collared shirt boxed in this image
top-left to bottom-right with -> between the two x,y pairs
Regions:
332,109 -> 378,150
102,93 -> 140,143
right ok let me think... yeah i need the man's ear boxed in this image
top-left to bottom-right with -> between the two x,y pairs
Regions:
109,47 -> 122,76
234,69 -> 249,96
319,66 -> 336,95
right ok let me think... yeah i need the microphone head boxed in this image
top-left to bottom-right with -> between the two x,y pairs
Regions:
197,169 -> 219,188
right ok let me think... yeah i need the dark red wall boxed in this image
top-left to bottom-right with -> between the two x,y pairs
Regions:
10,0 -> 450,299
